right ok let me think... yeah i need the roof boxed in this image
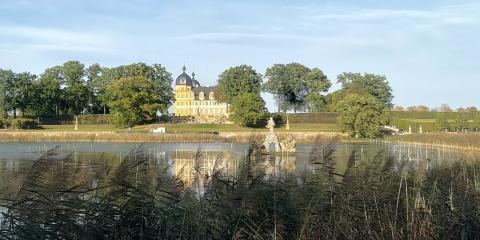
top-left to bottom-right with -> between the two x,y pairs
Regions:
175,66 -> 193,85
193,86 -> 218,100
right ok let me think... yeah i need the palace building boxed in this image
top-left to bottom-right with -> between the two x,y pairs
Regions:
173,66 -> 229,122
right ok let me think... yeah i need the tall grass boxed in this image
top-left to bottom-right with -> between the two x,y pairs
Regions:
1,140 -> 480,239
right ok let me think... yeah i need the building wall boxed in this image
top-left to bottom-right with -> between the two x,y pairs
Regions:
173,85 -> 229,118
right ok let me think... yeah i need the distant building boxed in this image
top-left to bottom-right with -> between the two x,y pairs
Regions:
173,66 -> 229,122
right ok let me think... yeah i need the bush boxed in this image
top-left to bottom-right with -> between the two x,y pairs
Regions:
0,118 -> 12,129
38,114 -> 112,125
11,119 -> 39,130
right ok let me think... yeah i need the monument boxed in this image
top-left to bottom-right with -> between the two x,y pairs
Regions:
262,117 -> 296,153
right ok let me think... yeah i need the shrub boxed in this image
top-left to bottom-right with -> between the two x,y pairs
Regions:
11,119 -> 39,130
0,118 -> 12,129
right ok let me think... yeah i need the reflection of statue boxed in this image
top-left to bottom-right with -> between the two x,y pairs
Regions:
267,117 -> 275,134
281,134 -> 296,153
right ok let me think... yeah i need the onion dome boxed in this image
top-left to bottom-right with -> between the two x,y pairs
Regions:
192,72 -> 200,88
175,66 -> 193,86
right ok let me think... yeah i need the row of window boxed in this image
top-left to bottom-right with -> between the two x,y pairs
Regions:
176,101 -> 225,106
176,108 -> 226,115
176,92 -> 215,99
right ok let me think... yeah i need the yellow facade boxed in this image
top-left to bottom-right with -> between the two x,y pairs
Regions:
172,67 -> 229,119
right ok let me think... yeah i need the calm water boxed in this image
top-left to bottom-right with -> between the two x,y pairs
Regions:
1,141 -> 479,238
0,141 -> 477,194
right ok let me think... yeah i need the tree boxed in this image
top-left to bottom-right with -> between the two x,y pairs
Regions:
325,90 -> 343,112
466,106 -> 478,112
393,106 -> 405,111
453,114 -> 469,132
106,76 -> 165,129
337,72 -> 393,108
440,104 -> 452,112
417,105 -> 429,112
0,69 -> 15,117
63,61 -> 89,129
338,94 -> 390,138
435,114 -> 450,132
104,63 -> 173,114
37,66 -> 64,115
230,92 -> 268,127
85,63 -> 104,113
304,68 -> 331,112
263,63 -> 331,113
472,114 -> 480,131
218,65 -> 262,104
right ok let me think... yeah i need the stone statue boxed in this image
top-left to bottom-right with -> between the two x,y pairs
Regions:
267,117 -> 275,133
262,117 -> 296,153
286,115 -> 290,131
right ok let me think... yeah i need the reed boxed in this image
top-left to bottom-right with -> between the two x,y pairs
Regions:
1,139 -> 480,239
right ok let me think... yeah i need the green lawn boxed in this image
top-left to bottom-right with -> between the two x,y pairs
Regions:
13,123 -> 340,133
136,123 -> 339,133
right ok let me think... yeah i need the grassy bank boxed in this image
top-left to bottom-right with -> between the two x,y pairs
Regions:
0,131 -> 342,143
386,133 -> 480,151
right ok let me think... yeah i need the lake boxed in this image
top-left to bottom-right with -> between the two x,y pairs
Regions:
0,141 -> 479,239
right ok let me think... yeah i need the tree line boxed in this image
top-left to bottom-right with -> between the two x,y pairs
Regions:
217,64 -> 393,137
0,61 -> 399,137
0,61 -> 173,127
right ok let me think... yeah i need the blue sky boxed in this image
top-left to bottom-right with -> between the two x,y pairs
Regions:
0,0 -> 479,111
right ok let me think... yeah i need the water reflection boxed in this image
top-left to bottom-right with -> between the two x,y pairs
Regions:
0,141 -> 478,198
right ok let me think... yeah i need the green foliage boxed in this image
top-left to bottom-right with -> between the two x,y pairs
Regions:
263,63 -> 331,112
63,61 -> 89,116
472,114 -> 480,131
106,76 -> 165,127
0,69 -> 15,117
0,118 -> 12,128
338,94 -> 390,138
337,72 -> 393,107
10,118 -> 38,129
217,65 -> 262,104
230,92 -> 268,127
453,113 -> 469,132
435,114 -> 450,132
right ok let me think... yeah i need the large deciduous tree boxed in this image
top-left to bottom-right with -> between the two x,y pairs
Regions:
37,66 -> 64,115
435,114 -> 450,132
63,61 -> 89,129
103,63 -> 173,114
230,93 -> 268,127
338,94 -> 390,138
106,76 -> 166,129
0,69 -> 15,117
337,72 -> 393,108
263,63 -> 331,113
217,65 -> 262,104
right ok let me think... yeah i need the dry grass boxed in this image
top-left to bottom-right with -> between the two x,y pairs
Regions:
387,133 -> 480,151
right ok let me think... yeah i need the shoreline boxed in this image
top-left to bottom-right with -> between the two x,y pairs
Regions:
0,131 -> 342,144
1,131 -> 478,152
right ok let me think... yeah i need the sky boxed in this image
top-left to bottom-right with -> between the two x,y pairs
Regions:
0,0 -> 479,111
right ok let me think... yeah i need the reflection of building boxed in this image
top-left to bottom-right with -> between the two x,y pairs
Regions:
172,66 -> 229,122
170,151 -> 238,188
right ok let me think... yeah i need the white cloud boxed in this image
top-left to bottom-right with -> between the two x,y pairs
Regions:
0,25 -> 112,52
295,4 -> 479,26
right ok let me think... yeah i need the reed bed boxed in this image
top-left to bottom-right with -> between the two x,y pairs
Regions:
1,140 -> 480,239
387,133 -> 480,152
